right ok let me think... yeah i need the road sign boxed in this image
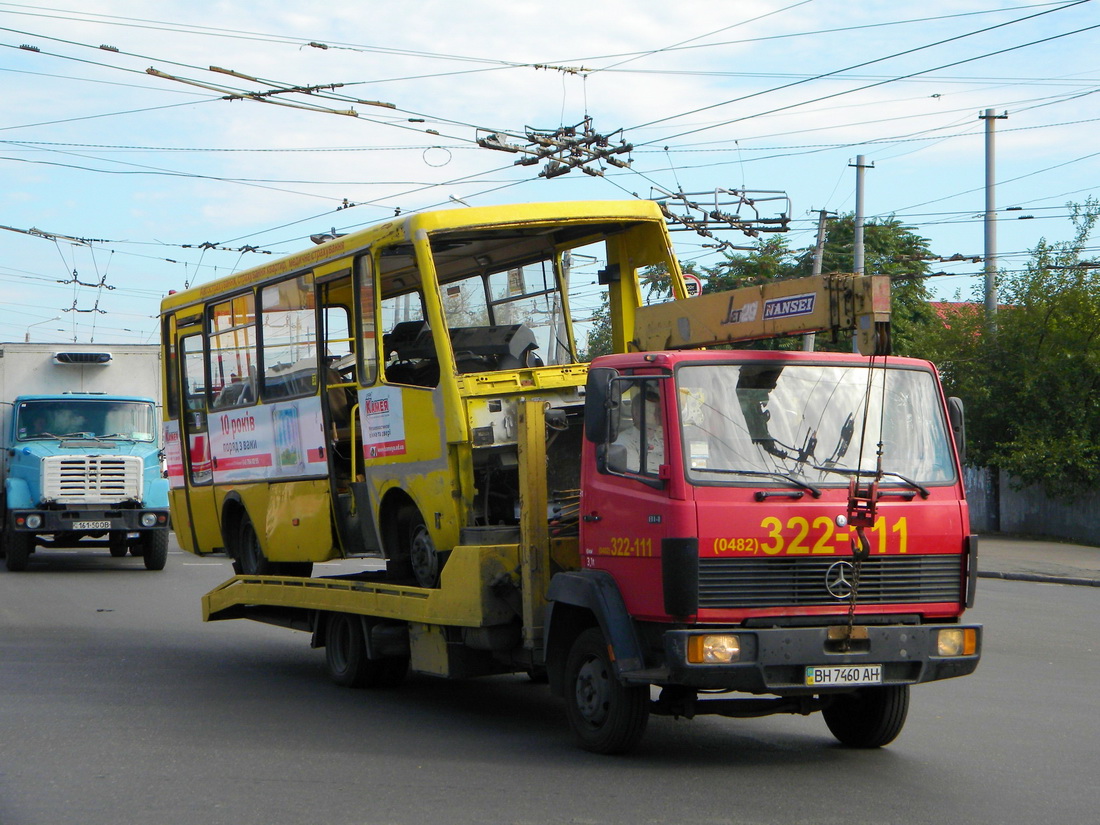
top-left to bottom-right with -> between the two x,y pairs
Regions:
684,273 -> 703,297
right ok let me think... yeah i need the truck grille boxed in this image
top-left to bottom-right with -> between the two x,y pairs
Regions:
698,555 -> 962,609
41,455 -> 143,505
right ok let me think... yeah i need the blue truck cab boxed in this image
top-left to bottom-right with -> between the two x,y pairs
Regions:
2,393 -> 170,571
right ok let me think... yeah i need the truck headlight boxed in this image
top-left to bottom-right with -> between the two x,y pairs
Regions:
141,513 -> 158,528
687,634 -> 741,664
937,628 -> 978,656
25,513 -> 43,529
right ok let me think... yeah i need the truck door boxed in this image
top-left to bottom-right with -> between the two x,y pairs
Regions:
581,377 -> 673,620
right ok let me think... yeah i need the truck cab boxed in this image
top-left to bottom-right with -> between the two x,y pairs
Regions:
541,349 -> 979,752
2,393 -> 171,571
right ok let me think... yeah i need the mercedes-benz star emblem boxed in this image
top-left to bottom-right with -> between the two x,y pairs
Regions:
825,560 -> 855,599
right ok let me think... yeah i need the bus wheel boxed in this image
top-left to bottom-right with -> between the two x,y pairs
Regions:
3,531 -> 34,572
822,685 -> 910,748
563,627 -> 649,754
235,513 -> 274,576
387,505 -> 441,588
408,515 -> 440,589
325,613 -> 408,689
108,531 -> 130,557
141,530 -> 169,571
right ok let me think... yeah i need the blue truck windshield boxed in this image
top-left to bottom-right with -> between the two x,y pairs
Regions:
16,400 -> 156,442
677,362 -> 956,488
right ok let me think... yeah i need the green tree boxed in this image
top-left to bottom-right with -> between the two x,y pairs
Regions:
793,215 -> 936,356
917,198 -> 1100,494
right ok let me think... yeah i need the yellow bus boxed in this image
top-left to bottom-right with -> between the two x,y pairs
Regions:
160,201 -> 685,584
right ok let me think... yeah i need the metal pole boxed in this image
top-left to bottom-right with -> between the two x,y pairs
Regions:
851,155 -> 871,276
981,109 -> 1008,323
802,209 -> 833,351
850,156 -> 872,352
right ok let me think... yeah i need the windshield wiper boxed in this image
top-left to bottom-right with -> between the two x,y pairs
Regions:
811,464 -> 930,499
694,468 -> 822,498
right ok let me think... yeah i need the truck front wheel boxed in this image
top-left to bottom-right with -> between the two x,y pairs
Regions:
109,531 -> 129,557
141,530 -> 169,571
563,627 -> 649,754
822,684 -> 909,748
4,531 -> 35,572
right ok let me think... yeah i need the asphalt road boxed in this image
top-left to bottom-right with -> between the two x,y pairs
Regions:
1,537 -> 1097,825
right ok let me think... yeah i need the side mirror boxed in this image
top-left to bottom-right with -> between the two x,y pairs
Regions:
947,396 -> 966,466
584,367 -> 621,444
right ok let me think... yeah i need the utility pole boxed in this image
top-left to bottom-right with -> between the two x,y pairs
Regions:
981,109 -> 1008,324
850,155 -> 873,352
802,209 -> 834,352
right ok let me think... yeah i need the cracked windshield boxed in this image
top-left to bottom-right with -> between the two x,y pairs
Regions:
677,363 -> 955,488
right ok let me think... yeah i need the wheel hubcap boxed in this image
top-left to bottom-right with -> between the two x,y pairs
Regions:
574,656 -> 610,725
409,525 -> 438,587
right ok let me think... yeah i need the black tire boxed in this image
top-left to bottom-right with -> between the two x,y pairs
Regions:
141,530 -> 169,571
822,685 -> 910,748
234,513 -> 274,576
324,613 -> 408,689
4,531 -> 35,572
108,531 -> 129,558
233,513 -> 311,577
386,505 -> 442,588
563,627 -> 649,754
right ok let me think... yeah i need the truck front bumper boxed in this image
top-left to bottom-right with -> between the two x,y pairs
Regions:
627,623 -> 981,693
9,508 -> 171,533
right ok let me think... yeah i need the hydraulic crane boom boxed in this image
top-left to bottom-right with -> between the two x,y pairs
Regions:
632,273 -> 891,356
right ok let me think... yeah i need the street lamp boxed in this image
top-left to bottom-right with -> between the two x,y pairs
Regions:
24,316 -> 61,342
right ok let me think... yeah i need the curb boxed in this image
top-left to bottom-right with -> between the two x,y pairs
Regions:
977,570 -> 1100,588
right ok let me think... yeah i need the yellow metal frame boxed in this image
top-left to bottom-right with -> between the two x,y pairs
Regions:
204,543 -> 521,627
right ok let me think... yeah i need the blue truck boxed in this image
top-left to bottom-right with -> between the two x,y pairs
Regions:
0,344 -> 170,571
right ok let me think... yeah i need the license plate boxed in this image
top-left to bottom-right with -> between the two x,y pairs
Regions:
805,665 -> 882,687
73,521 -> 112,530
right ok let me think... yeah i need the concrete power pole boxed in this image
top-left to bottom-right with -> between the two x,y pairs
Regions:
802,209 -> 834,352
981,109 -> 1008,323
850,155 -> 873,352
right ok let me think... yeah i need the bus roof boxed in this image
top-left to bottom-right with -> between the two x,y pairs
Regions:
160,199 -> 667,314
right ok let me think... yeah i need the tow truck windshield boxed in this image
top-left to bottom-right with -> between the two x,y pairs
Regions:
677,362 -> 955,488
15,400 -> 156,443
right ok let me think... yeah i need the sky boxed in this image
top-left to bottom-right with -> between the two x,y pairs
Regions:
2,0 -> 1098,345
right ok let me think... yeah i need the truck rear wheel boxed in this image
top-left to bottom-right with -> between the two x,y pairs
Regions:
324,612 -> 408,689
4,531 -> 35,572
563,627 -> 649,754
141,530 -> 169,571
822,684 -> 909,748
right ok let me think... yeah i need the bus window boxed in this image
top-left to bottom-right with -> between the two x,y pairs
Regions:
381,293 -> 436,387
261,275 -> 318,401
209,293 -> 257,408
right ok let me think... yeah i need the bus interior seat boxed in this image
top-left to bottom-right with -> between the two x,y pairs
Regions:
384,320 -> 432,360
450,324 -> 541,373
384,320 -> 439,386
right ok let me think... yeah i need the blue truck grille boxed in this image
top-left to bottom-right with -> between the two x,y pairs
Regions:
698,555 -> 963,608
41,455 -> 143,504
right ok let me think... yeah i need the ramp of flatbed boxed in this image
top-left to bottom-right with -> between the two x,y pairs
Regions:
203,544 -> 521,628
